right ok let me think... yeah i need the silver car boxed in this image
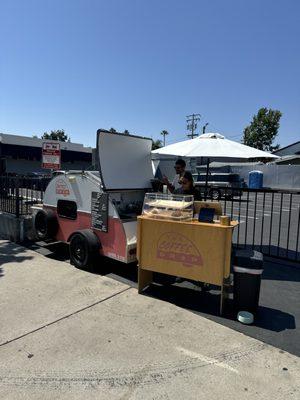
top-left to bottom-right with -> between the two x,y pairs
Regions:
194,172 -> 244,200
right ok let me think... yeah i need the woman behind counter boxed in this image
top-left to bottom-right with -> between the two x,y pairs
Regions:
174,171 -> 202,200
173,171 -> 209,290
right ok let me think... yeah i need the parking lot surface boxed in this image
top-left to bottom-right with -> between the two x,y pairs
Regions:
0,240 -> 299,400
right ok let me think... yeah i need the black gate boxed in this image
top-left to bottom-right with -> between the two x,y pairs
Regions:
1,177 -> 299,262
212,187 -> 300,262
0,176 -> 50,217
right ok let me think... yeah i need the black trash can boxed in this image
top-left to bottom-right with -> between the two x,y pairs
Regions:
233,249 -> 264,314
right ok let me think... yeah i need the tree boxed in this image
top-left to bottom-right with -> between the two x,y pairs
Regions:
42,129 -> 68,142
109,127 -> 117,133
160,130 -> 169,146
123,129 -> 130,135
32,135 -> 38,139
152,139 -> 163,150
243,108 -> 282,152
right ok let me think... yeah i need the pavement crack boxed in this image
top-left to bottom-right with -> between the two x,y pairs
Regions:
0,286 -> 132,348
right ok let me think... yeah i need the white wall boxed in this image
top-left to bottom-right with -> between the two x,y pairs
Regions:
231,164 -> 300,189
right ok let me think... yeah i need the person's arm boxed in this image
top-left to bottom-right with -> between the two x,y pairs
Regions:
162,175 -> 175,193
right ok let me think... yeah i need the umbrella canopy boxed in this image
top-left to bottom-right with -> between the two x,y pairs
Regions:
152,133 -> 279,159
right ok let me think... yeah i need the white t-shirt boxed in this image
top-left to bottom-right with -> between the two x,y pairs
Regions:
172,174 -> 182,190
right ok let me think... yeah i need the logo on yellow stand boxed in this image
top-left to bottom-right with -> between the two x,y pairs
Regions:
157,232 -> 203,267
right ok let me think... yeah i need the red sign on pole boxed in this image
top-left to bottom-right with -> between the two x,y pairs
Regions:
42,142 -> 61,170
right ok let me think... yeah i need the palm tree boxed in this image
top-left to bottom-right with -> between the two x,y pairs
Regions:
152,139 -> 163,150
160,130 -> 169,146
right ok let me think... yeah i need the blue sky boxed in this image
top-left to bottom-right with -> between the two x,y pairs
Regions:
1,0 -> 299,148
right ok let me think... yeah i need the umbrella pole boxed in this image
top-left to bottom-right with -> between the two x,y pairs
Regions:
204,158 -> 210,200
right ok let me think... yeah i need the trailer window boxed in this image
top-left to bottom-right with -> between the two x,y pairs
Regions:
57,200 -> 77,220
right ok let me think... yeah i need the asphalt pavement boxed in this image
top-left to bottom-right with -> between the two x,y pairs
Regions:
0,240 -> 299,400
25,239 -> 300,357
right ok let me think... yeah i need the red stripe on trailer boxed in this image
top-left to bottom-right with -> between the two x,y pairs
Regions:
43,206 -> 127,260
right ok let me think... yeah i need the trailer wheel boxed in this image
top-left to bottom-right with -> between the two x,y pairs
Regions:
209,188 -> 221,201
34,209 -> 58,240
69,229 -> 100,270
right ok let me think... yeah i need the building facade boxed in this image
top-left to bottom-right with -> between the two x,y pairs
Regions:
0,133 -> 93,175
273,140 -> 300,165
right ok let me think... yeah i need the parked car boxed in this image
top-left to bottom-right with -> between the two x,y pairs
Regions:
194,172 -> 244,200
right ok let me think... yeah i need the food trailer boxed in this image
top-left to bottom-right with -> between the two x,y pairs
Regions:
32,129 -> 238,313
33,129 -> 154,267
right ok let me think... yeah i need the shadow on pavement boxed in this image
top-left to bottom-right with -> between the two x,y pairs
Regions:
254,305 -> 296,332
262,260 -> 300,282
262,245 -> 300,263
141,283 -> 296,333
94,258 -> 138,288
234,244 -> 300,265
0,241 -> 34,270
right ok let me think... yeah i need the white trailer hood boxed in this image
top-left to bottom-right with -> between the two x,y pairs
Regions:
97,129 -> 154,190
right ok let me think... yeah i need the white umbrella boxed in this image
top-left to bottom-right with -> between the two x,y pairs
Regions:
152,133 -> 279,159
152,133 -> 279,197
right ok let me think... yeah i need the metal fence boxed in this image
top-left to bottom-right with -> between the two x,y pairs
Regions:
0,176 -> 299,262
206,186 -> 300,262
0,176 -> 50,217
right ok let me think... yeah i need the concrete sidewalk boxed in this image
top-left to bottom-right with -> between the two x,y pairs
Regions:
0,241 -> 299,399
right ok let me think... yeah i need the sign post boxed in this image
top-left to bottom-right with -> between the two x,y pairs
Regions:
42,142 -> 61,170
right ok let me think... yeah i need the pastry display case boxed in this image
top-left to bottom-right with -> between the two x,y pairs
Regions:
142,193 -> 194,221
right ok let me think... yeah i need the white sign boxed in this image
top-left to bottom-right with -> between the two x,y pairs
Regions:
42,142 -> 61,170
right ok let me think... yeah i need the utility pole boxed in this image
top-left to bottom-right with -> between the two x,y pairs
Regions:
186,114 -> 201,139
202,122 -> 209,134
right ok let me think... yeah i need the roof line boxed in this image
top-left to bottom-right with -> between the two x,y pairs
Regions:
273,140 -> 300,154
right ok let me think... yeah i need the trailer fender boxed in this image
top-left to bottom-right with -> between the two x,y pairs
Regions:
34,209 -> 58,240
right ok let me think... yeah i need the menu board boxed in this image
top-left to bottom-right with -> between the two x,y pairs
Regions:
91,192 -> 109,232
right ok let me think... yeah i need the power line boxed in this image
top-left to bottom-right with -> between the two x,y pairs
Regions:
206,123 -> 219,133
227,134 -> 243,140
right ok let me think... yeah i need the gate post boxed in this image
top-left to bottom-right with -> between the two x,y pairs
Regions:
15,178 -> 20,218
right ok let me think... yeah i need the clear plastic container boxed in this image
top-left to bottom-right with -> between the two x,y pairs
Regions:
142,193 -> 194,221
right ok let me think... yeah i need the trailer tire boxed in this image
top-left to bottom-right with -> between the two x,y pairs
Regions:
34,209 -> 58,240
69,229 -> 100,270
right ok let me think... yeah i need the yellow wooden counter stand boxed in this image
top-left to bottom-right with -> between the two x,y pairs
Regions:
137,215 -> 238,315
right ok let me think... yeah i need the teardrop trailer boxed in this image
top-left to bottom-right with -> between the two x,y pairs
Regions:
32,129 -> 154,269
